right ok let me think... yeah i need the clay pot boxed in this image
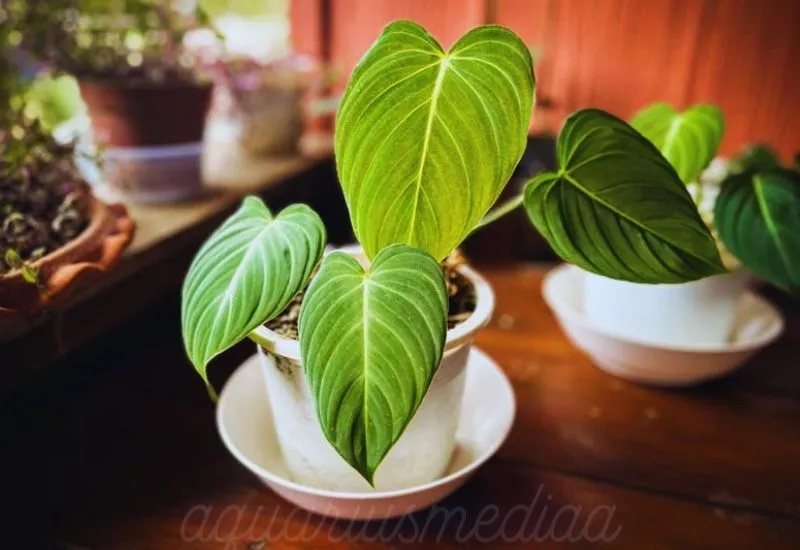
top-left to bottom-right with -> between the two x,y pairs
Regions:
78,80 -> 212,147
0,196 -> 136,316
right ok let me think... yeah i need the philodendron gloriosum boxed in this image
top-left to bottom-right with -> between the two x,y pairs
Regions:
182,21 -> 797,484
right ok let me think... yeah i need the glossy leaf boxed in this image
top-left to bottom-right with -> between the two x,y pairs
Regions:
631,103 -> 724,183
524,109 -> 725,283
181,197 -> 326,384
335,21 -> 535,261
715,169 -> 800,294
299,244 -> 448,483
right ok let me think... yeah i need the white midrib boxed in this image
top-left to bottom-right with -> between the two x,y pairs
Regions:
361,275 -> 371,464
406,55 -> 451,242
660,115 -> 683,164
754,176 -> 796,280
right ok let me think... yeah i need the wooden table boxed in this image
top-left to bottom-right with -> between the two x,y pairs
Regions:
2,265 -> 799,549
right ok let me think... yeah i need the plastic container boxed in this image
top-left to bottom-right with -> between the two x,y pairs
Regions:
99,142 -> 205,204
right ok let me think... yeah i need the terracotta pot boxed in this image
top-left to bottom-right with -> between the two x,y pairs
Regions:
0,196 -> 136,316
78,80 -> 212,147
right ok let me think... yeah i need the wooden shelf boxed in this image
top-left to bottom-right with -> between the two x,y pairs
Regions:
0,140 -> 335,391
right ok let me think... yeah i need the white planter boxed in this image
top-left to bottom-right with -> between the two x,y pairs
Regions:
583,270 -> 748,347
250,253 -> 495,492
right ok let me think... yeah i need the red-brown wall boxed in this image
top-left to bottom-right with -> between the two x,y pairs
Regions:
292,0 -> 799,159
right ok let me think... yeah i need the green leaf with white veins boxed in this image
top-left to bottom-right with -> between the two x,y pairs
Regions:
181,197 -> 326,385
715,169 -> 800,294
335,21 -> 535,261
299,245 -> 448,483
631,103 -> 724,183
524,109 -> 726,284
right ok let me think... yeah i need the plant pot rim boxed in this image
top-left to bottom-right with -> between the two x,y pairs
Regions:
250,245 -> 495,361
0,195 -> 136,316
77,77 -> 212,89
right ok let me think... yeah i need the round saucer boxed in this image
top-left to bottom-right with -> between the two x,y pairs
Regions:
217,348 -> 515,520
543,264 -> 785,386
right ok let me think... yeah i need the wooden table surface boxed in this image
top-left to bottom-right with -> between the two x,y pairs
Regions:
2,265 -> 799,549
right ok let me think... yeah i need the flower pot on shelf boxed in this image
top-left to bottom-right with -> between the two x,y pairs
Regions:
0,195 -> 135,316
583,269 -> 749,347
98,142 -> 204,204
249,250 -> 495,493
206,54 -> 335,158
78,80 -> 212,147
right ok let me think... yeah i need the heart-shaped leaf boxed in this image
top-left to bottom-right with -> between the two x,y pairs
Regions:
715,169 -> 800,294
631,103 -> 724,183
182,197 -> 326,384
298,244 -> 448,483
335,21 -> 535,261
524,109 -> 725,283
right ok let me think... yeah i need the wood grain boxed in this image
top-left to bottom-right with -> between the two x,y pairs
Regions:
329,0 -> 486,88
492,0 -> 800,158
321,0 -> 799,156
2,265 -> 799,549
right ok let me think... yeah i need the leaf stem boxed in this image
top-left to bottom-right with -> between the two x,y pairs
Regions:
471,193 -> 525,234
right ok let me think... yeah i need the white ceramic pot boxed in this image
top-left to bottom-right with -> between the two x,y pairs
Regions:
583,269 -> 749,347
249,251 -> 495,493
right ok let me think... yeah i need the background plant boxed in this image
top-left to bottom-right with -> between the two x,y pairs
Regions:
630,103 -> 800,295
7,0 -> 215,83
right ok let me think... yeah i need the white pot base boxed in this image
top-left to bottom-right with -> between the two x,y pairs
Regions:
216,348 -> 515,520
543,265 -> 785,386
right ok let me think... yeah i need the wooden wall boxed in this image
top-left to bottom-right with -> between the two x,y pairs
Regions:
291,0 -> 800,159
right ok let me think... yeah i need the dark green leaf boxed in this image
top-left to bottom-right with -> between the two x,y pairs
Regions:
730,143 -> 781,174
715,169 -> 800,294
524,108 -> 725,283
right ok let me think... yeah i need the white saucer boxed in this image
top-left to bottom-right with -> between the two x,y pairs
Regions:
543,265 -> 785,386
216,348 -> 515,520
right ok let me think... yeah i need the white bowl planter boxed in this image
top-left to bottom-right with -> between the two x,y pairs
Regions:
249,254 -> 494,492
583,269 -> 749,347
544,265 -> 784,386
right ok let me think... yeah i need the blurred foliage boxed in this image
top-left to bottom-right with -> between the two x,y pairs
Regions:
24,75 -> 86,131
0,116 -> 90,274
4,0 -> 217,83
202,0 -> 288,18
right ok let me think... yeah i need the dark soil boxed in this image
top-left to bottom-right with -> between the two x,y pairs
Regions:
265,249 -> 478,339
0,120 -> 90,274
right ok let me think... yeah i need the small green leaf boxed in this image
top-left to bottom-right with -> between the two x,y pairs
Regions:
299,244 -> 448,483
21,264 -> 38,285
715,169 -> 800,294
631,103 -> 724,183
4,248 -> 21,268
181,197 -> 326,384
524,109 -> 725,283
336,21 -> 535,261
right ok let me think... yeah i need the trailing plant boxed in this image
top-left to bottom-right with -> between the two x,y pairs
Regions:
182,21 -> 739,483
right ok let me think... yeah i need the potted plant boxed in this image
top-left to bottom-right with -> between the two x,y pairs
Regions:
12,0 -> 215,147
0,73 -> 135,315
204,54 -> 329,157
577,103 -> 799,347
181,21 -> 732,491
